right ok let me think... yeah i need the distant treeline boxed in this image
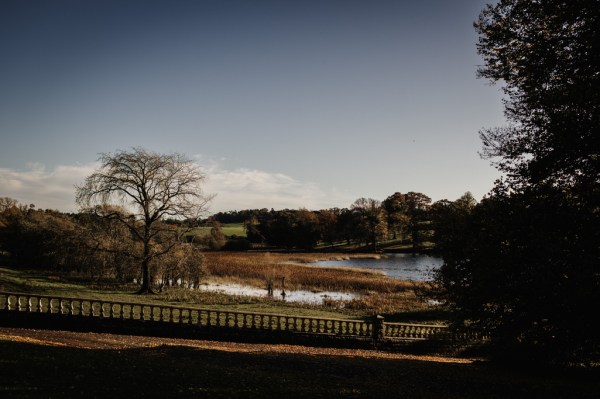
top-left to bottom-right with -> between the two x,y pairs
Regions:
205,191 -> 476,252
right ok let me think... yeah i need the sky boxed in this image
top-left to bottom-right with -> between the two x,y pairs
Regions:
0,0 -> 506,214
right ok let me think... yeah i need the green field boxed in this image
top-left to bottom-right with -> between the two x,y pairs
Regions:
192,223 -> 247,237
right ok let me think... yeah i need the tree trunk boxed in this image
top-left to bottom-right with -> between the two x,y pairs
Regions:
136,228 -> 155,294
136,258 -> 154,294
136,238 -> 154,294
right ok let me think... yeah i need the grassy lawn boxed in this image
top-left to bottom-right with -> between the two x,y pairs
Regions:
191,223 -> 247,237
0,330 -> 597,399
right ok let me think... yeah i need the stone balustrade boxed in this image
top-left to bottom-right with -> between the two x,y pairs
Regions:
384,322 -> 448,339
0,291 -> 450,342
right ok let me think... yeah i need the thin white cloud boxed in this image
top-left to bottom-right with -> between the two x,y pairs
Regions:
204,166 -> 353,212
0,162 -> 354,213
0,163 -> 97,212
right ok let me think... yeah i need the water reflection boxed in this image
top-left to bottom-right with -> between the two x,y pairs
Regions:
197,282 -> 360,304
313,253 -> 443,281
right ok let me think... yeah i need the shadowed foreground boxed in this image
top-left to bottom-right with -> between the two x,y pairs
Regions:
0,327 -> 597,399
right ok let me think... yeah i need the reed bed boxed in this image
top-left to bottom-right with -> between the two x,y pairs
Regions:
202,252 -> 418,293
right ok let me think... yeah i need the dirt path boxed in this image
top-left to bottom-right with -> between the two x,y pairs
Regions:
0,326 -> 472,364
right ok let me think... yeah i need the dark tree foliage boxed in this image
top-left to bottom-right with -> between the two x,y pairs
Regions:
436,0 -> 600,365
404,192 -> 432,253
430,192 -> 476,256
213,209 -> 269,224
436,186 -> 599,364
382,193 -> 408,240
476,0 -> 600,187
257,210 -> 322,250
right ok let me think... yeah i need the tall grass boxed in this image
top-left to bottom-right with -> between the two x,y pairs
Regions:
203,252 -> 418,293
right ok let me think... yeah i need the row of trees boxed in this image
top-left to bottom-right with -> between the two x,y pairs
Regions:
214,191 -> 450,251
0,200 -> 207,291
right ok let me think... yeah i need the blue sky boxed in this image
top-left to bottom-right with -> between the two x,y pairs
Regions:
0,0 -> 505,213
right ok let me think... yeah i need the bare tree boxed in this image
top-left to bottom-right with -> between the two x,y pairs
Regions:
76,148 -> 212,293
0,197 -> 18,212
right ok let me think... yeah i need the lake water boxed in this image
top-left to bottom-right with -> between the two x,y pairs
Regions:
157,253 -> 442,304
313,253 -> 443,281
198,282 -> 360,304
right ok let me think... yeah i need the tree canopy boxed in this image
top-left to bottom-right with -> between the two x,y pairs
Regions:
476,0 -> 600,188
435,0 -> 600,365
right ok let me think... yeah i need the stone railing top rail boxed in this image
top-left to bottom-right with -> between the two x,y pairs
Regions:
384,322 -> 447,328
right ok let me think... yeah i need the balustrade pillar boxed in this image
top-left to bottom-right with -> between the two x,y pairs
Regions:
371,315 -> 385,342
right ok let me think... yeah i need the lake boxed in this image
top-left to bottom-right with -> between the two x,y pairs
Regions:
313,253 -> 443,281
197,282 -> 360,304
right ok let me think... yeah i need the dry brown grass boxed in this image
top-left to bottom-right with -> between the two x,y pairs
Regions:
200,252 -> 437,317
203,252 -> 417,293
